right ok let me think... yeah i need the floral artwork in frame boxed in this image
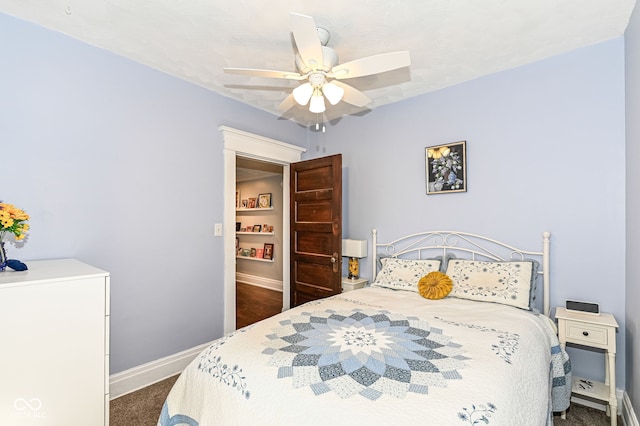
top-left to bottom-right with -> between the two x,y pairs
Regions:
425,141 -> 467,194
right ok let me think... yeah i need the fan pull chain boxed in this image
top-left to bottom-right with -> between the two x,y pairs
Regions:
315,114 -> 326,133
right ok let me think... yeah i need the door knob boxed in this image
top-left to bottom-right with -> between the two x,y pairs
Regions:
331,252 -> 339,273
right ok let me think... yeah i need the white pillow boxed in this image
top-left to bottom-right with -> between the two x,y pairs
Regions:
372,257 -> 442,292
445,259 -> 535,310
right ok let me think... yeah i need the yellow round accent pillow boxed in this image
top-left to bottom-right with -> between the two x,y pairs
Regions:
418,271 -> 453,300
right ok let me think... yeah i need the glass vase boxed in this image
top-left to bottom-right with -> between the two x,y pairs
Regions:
0,241 -> 7,272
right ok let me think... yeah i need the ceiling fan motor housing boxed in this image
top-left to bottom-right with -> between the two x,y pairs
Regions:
295,46 -> 339,75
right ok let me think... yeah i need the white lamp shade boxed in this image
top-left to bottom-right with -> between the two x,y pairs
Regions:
342,239 -> 368,258
309,93 -> 326,113
292,82 -> 313,106
322,82 -> 344,105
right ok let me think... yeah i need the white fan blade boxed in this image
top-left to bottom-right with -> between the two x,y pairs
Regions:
330,51 -> 411,80
290,13 -> 323,71
278,93 -> 297,111
224,67 -> 305,80
332,81 -> 371,107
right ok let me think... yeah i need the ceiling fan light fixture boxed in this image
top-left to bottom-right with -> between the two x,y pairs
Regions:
322,82 -> 344,105
292,82 -> 313,105
309,89 -> 326,113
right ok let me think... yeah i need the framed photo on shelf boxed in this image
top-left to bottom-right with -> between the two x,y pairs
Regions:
235,191 -> 240,208
256,248 -> 264,258
262,223 -> 269,232
263,243 -> 274,260
241,199 -> 248,208
252,224 -> 262,232
250,248 -> 257,257
236,222 -> 241,231
425,140 -> 467,195
258,193 -> 272,208
247,198 -> 257,209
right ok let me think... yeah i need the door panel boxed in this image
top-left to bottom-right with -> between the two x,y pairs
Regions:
295,232 -> 334,254
296,200 -> 333,222
290,154 -> 342,307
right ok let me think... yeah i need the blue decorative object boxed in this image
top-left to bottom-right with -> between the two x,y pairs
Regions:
7,259 -> 27,271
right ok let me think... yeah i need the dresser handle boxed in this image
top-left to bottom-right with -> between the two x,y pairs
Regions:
582,331 -> 589,337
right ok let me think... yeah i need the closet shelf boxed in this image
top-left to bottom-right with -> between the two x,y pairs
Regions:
236,232 -> 274,236
236,256 -> 274,263
236,207 -> 274,212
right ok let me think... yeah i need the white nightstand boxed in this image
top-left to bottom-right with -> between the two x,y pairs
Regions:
342,277 -> 368,292
555,307 -> 619,426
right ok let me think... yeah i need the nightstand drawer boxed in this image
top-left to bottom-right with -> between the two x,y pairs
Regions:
564,322 -> 608,346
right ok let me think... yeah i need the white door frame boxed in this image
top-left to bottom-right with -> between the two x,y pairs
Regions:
220,126 -> 306,333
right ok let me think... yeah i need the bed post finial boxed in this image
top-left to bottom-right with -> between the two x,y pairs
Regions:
372,229 -> 377,282
542,232 -> 551,316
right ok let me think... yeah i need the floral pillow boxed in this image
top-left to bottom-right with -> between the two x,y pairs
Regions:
445,259 -> 536,310
372,257 -> 442,292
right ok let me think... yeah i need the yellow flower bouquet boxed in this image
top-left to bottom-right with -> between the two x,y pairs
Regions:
0,201 -> 30,271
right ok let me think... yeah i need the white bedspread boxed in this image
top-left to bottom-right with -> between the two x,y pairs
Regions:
159,287 -> 570,426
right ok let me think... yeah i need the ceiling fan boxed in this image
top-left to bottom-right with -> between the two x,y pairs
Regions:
224,13 -> 411,115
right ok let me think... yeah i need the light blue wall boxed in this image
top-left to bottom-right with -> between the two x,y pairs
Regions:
625,1 -> 640,412
313,39 -> 627,388
0,13 -> 308,373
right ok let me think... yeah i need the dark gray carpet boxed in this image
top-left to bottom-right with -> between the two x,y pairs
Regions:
110,375 -> 619,425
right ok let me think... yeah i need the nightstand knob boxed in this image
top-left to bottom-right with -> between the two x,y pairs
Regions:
582,331 -> 589,337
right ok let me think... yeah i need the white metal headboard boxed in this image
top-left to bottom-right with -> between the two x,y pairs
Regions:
371,229 -> 551,316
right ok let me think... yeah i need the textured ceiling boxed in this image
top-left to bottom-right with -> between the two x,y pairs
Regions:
1,1 -> 636,127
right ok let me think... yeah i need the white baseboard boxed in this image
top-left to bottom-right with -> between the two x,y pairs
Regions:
109,342 -> 212,399
623,392 -> 639,426
236,272 -> 283,292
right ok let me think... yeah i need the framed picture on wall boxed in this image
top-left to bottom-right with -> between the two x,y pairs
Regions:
263,243 -> 274,260
258,193 -> 272,208
425,141 -> 467,195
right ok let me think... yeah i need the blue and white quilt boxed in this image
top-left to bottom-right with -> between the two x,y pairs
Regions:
159,287 -> 571,426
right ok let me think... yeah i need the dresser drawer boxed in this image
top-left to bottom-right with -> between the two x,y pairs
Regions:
564,321 -> 608,346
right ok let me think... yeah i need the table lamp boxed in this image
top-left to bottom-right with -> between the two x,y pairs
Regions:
342,239 -> 368,280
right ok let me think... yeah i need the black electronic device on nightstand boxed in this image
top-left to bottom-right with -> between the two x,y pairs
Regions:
565,299 -> 600,315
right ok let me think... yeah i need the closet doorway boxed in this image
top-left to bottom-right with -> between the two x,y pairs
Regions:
221,126 -> 306,333
235,158 -> 284,328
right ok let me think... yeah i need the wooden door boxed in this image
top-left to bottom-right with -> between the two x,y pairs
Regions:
290,154 -> 342,307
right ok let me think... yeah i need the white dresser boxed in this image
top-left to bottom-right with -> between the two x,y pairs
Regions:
0,259 -> 110,425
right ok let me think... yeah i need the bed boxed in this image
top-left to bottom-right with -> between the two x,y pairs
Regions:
158,229 -> 571,425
